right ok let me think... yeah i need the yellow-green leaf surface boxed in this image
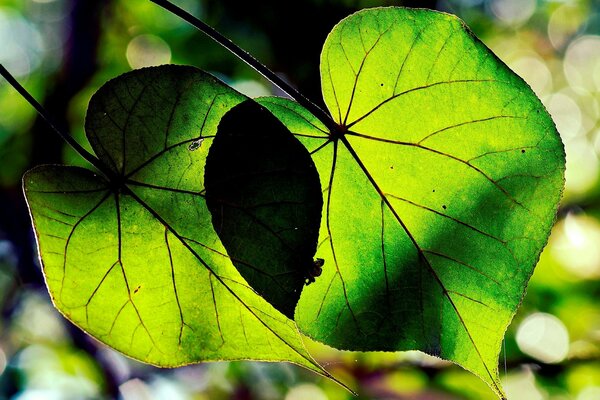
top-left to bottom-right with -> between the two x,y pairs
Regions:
265,8 -> 565,398
23,65 -> 328,375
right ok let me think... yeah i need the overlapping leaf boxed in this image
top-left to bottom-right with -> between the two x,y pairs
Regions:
205,99 -> 322,318
23,65 -> 330,375
262,8 -> 564,398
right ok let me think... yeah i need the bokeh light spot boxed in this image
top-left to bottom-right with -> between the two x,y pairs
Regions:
149,376 -> 188,400
126,34 -> 171,69
285,383 -> 328,400
14,291 -> 67,343
490,0 -> 536,25
120,378 -> 153,400
503,369 -> 545,400
546,93 -> 582,140
548,4 -> 588,49
578,386 -> 600,400
552,213 -> 600,278
516,313 -> 570,364
0,346 -> 6,376
510,56 -> 552,96
455,0 -> 484,5
230,80 -> 271,98
563,138 -> 599,196
564,35 -> 600,92
0,7 -> 45,77
16,344 -> 100,398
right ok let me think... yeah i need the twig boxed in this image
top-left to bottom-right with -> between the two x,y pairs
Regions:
0,64 -> 109,176
148,0 -> 339,133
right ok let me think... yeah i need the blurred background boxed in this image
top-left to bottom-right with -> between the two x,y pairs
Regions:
0,0 -> 598,398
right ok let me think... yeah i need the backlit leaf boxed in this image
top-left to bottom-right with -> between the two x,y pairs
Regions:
264,8 -> 565,398
23,65 -> 329,376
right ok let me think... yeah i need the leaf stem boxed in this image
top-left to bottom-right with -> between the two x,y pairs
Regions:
0,64 -> 110,176
148,0 -> 339,133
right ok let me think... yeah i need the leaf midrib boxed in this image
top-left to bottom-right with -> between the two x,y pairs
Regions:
332,133 -> 501,391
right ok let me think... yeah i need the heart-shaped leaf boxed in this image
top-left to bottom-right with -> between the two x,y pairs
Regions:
204,99 -> 323,318
262,8 -> 565,398
23,65 -> 329,376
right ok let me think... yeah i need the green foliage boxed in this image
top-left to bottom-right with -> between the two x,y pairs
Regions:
19,6 -> 565,399
23,65 -> 328,376
289,8 -> 564,398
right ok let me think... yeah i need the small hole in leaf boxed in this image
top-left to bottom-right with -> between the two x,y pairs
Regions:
442,205 -> 447,210
390,165 -> 394,169
380,83 -> 384,87
188,138 -> 204,151
432,189 -> 436,193
521,149 -> 526,153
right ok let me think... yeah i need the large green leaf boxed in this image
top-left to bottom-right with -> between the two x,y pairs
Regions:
23,65 -> 329,375
204,99 -> 323,318
264,8 -> 565,398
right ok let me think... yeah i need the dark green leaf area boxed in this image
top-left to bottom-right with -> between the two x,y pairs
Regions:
205,100 -> 323,319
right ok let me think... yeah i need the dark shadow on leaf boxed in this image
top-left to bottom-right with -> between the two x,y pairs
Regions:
328,175 -> 532,383
204,100 -> 323,318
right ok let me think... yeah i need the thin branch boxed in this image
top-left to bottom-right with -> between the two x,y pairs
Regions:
148,0 -> 339,133
0,64 -> 110,176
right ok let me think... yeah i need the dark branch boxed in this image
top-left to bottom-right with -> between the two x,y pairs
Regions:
0,64 -> 110,177
148,0 -> 339,133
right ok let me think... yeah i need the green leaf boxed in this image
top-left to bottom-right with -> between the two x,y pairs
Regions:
204,99 -> 323,318
22,65 -> 329,375
265,8 -> 565,398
